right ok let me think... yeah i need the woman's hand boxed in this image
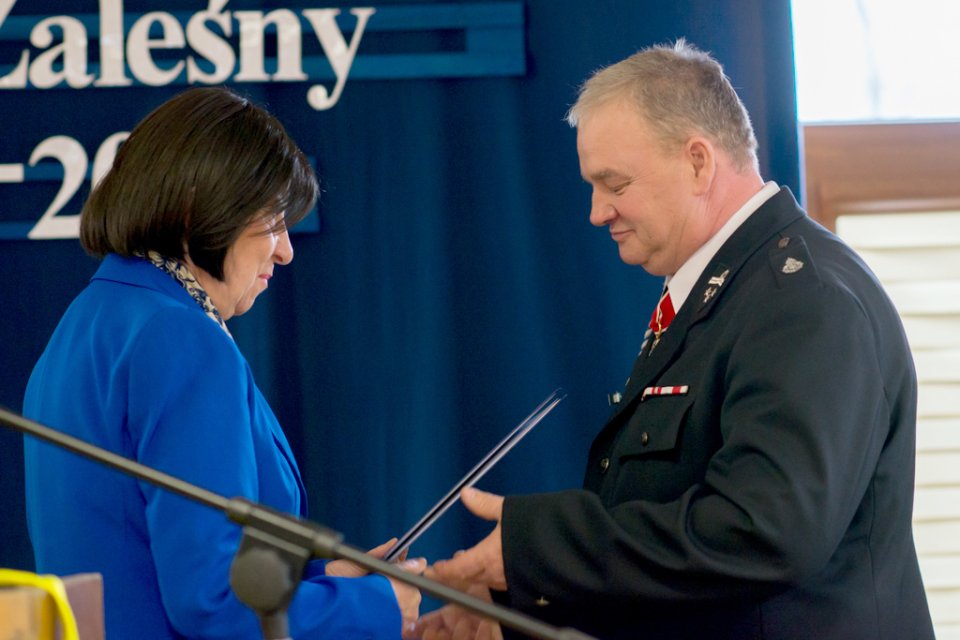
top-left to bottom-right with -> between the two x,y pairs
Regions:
324,537 -> 426,638
390,560 -> 427,639
325,538 -> 401,577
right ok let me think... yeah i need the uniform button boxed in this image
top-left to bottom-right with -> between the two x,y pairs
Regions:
641,432 -> 650,446
778,237 -> 790,248
599,457 -> 610,474
535,596 -> 550,607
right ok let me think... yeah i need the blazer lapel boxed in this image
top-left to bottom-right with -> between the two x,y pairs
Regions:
608,188 -> 806,422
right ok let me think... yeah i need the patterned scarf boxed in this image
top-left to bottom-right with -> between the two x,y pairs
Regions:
139,251 -> 232,338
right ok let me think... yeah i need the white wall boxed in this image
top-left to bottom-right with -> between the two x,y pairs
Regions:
838,210 -> 960,639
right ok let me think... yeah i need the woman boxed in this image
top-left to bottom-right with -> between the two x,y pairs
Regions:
23,87 -> 421,639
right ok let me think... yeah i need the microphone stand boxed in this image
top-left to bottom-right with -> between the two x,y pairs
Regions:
0,407 -> 596,640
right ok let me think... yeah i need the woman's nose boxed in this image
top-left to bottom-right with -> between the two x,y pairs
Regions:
274,229 -> 294,265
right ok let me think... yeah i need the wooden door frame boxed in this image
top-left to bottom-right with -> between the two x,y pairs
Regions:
802,122 -> 960,231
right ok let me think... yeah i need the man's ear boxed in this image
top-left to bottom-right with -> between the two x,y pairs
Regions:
685,136 -> 716,195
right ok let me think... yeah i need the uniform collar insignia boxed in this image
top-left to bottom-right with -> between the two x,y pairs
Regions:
782,257 -> 804,274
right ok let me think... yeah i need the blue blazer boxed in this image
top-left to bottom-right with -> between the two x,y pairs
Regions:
498,189 -> 934,639
24,254 -> 400,639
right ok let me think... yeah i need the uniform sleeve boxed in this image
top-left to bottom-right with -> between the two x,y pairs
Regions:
127,308 -> 400,639
501,279 -> 894,609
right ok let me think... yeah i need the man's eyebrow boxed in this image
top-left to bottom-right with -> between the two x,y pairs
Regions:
584,169 -> 628,183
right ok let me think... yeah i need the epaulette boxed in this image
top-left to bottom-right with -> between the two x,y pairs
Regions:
769,234 -> 818,287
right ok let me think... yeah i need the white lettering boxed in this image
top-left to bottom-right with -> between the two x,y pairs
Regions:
234,9 -> 307,82
0,0 -> 29,88
28,15 -> 94,89
27,136 -> 87,240
1,3 -> 377,108
18,132 -> 128,240
0,51 -> 28,88
95,0 -> 131,87
302,7 -> 374,110
91,131 -> 129,187
187,0 -> 235,84
127,11 -> 185,86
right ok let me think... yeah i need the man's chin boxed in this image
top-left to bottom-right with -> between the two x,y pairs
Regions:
618,248 -> 646,267
619,251 -> 667,276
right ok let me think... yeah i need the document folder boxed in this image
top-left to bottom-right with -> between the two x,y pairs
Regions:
385,390 -> 564,562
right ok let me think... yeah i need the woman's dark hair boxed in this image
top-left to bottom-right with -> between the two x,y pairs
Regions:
80,86 -> 318,280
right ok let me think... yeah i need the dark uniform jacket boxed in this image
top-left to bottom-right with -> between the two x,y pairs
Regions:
498,188 -> 935,640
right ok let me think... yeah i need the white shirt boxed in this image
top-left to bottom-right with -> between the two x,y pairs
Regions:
665,181 -> 780,312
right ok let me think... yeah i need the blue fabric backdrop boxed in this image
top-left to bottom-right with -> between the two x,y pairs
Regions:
0,0 -> 799,602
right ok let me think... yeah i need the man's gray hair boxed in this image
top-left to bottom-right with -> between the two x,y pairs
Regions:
566,39 -> 759,172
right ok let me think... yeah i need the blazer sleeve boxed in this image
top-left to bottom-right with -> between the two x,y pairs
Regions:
127,308 -> 400,639
500,277 -> 900,610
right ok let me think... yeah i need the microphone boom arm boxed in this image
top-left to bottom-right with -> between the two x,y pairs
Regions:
1,406 -> 595,640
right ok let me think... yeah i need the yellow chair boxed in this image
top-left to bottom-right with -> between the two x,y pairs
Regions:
0,569 -> 93,640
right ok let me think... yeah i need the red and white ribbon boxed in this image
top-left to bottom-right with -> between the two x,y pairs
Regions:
641,385 -> 689,401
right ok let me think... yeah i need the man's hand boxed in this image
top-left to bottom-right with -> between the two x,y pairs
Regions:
412,581 -> 503,640
428,488 -> 506,591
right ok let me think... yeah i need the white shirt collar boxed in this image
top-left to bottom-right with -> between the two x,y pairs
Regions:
665,181 -> 779,311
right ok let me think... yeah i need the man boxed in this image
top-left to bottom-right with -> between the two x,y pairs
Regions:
415,40 -> 934,640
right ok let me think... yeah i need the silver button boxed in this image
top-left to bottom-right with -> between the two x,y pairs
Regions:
599,457 -> 610,473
